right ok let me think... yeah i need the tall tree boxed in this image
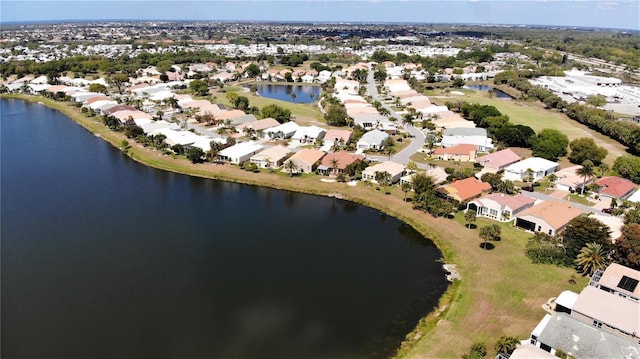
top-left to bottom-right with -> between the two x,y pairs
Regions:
494,336 -> 520,355
401,182 -> 412,202
261,104 -> 291,123
613,155 -> 640,184
109,73 -> 129,94
375,171 -> 392,194
575,242 -> 609,276
562,216 -> 612,261
479,224 -> 501,248
284,160 -> 299,176
531,129 -> 569,161
568,137 -> 608,165
575,160 -> 595,194
613,224 -> 640,270
465,210 -> 477,229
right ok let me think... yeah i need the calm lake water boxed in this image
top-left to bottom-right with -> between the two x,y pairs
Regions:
255,84 -> 321,103
1,98 -> 448,358
466,84 -> 514,99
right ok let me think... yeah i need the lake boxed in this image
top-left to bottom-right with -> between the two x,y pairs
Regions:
255,84 -> 321,103
0,98 -> 448,359
466,84 -> 514,99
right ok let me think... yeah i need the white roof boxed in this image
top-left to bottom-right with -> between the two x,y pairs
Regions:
219,141 -> 264,158
555,290 -> 579,310
358,129 -> 389,145
292,125 -> 326,140
505,157 -> 558,173
141,120 -> 180,134
266,121 -> 299,135
628,190 -> 640,203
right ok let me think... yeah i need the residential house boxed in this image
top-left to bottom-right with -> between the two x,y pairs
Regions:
527,264 -> 640,357
265,121 -> 300,139
594,176 -> 637,200
555,165 -> 595,192
400,167 -> 449,187
292,125 -> 326,145
323,129 -> 352,148
441,127 -> 494,152
437,177 -> 491,202
514,201 -> 582,235
250,145 -> 291,168
432,143 -> 477,162
356,129 -> 389,151
218,142 -> 264,165
317,151 -> 365,176
466,193 -> 536,222
362,161 -> 406,184
235,118 -> 280,137
476,148 -> 521,172
284,149 -> 325,173
503,157 -> 559,182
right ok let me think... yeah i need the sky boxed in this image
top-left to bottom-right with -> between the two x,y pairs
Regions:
1,0 -> 638,30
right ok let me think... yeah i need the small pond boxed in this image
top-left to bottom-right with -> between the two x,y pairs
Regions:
465,84 -> 514,99
254,84 -> 321,103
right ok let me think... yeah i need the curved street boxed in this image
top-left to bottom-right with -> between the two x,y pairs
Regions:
366,69 -> 427,166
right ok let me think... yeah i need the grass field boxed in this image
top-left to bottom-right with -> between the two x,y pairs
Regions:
2,94 -> 594,359
427,88 -> 630,166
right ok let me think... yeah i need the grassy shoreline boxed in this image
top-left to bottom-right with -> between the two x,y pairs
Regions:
2,94 -> 584,358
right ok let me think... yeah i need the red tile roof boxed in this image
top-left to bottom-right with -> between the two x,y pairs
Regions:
439,177 -> 491,202
433,144 -> 476,156
320,151 -> 364,170
595,176 -> 637,198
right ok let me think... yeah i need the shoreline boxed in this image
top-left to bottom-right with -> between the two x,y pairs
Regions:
1,94 -> 460,357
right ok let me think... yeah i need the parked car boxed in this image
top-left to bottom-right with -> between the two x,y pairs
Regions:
521,186 -> 534,192
602,207 -> 615,214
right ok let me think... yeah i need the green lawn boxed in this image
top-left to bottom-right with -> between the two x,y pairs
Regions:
426,88 -> 630,166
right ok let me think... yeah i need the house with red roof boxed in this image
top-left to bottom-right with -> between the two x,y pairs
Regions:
432,144 -> 477,162
317,151 -> 365,176
466,193 -> 536,222
437,177 -> 491,202
594,176 -> 637,200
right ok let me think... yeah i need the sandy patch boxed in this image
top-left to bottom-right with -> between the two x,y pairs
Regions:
320,178 -> 336,183
450,91 -> 464,96
347,180 -> 358,187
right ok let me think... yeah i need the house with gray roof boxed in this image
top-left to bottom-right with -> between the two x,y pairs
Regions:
441,127 -> 494,152
356,129 -> 389,151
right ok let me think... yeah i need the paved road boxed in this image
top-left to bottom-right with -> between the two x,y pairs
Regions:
365,70 -> 426,166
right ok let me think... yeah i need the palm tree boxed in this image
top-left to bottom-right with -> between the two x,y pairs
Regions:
375,171 -> 392,194
386,146 -> 397,160
574,242 -> 608,276
598,162 -> 610,177
284,160 -> 299,177
576,160 -> 595,195
330,158 -> 340,176
401,182 -> 412,202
